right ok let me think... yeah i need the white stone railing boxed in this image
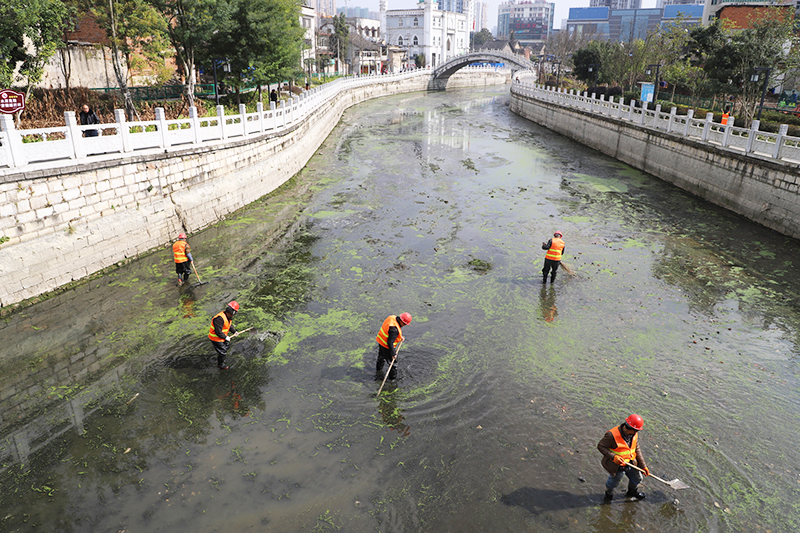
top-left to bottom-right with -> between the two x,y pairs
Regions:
0,65 -> 508,175
511,82 -> 800,164
0,66 -> 468,175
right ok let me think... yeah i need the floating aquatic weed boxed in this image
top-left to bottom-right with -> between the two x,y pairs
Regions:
467,258 -> 492,273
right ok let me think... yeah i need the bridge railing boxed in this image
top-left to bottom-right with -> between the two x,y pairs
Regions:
0,67 -> 435,174
511,82 -> 800,164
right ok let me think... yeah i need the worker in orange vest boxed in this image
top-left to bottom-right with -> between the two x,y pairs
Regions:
375,313 -> 412,380
172,233 -> 194,286
209,301 -> 239,370
597,414 -> 651,501
541,230 -> 565,283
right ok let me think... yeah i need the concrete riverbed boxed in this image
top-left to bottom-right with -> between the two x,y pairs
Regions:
1,86 -> 799,532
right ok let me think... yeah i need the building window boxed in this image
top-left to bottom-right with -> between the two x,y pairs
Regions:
414,17 -> 418,26
399,36 -> 404,45
399,18 -> 403,27
447,40 -> 451,51
413,35 -> 419,45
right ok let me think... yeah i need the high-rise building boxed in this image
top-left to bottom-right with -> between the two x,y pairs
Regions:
474,1 -> 489,30
337,6 -> 371,18
589,0 -> 641,9
496,0 -> 554,45
316,0 -> 336,19
656,0 -> 699,6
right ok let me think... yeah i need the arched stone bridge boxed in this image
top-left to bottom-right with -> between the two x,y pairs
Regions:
430,51 -> 538,90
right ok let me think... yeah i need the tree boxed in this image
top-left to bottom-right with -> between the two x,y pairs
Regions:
149,0 -> 232,107
329,13 -> 349,67
0,0 -> 71,108
545,25 -> 599,67
571,44 -> 602,84
83,0 -> 168,119
472,28 -> 493,49
687,11 -> 799,123
206,0 -> 305,103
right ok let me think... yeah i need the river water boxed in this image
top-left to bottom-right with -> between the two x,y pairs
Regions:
2,86 -> 800,532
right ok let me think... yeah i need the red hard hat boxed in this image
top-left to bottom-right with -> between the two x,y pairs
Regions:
625,414 -> 644,431
178,233 -> 187,239
554,230 -> 563,238
399,312 -> 412,325
227,301 -> 240,312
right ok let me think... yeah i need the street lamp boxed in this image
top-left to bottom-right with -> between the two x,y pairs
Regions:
211,58 -> 231,106
645,63 -> 661,107
751,67 -> 773,121
587,63 -> 599,88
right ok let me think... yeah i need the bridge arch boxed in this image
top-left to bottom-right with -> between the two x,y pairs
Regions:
429,51 -> 538,90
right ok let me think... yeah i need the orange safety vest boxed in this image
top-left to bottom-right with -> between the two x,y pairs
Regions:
721,113 -> 730,126
608,425 -> 639,464
376,315 -> 404,349
208,311 -> 231,342
173,240 -> 189,263
545,238 -> 565,261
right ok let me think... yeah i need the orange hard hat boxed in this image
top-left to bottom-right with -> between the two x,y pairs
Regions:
625,414 -> 644,431
399,312 -> 412,325
554,231 -> 563,238
178,233 -> 187,239
227,301 -> 240,312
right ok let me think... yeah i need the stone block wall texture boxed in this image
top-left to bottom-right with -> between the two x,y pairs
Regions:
0,75 -> 438,308
509,92 -> 800,240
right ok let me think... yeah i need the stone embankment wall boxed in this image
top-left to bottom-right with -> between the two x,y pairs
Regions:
509,87 -> 800,240
0,70 -> 507,308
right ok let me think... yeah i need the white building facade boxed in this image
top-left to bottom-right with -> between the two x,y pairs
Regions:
381,0 -> 471,68
301,2 -> 317,75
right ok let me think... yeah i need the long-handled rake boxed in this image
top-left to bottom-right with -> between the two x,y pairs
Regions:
626,462 -> 690,490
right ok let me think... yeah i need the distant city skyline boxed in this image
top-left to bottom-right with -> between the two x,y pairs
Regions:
339,0 -> 659,32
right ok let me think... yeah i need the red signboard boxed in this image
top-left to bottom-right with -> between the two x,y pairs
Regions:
0,90 -> 25,114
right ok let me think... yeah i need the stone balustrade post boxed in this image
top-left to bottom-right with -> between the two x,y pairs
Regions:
257,102 -> 264,132
238,104 -> 247,136
773,124 -> 789,159
667,107 -> 676,133
64,111 -> 85,159
653,104 -> 661,128
155,107 -> 170,149
217,105 -> 227,140
684,109 -> 694,137
721,117 -> 734,147
0,113 -> 27,167
745,120 -> 759,153
115,109 -> 132,151
628,100 -> 636,122
701,112 -> 714,141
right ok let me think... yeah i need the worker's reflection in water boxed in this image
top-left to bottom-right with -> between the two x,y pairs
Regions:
539,285 -> 558,323
377,385 -> 411,437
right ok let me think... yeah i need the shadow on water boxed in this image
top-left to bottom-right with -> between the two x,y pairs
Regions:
500,486 -> 600,513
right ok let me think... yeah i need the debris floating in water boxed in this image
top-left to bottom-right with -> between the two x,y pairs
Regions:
126,393 -> 140,404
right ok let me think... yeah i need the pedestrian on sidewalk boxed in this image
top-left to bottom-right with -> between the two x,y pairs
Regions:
541,230 -> 565,283
209,301 -> 239,370
79,104 -> 100,137
597,414 -> 651,501
172,233 -> 194,286
375,313 -> 412,380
